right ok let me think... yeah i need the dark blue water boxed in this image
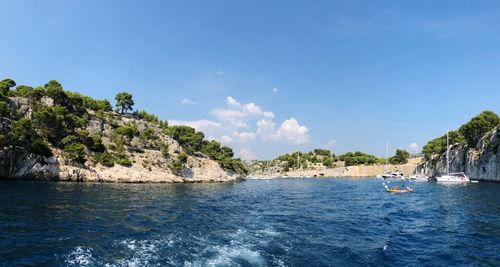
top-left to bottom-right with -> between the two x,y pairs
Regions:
0,178 -> 498,266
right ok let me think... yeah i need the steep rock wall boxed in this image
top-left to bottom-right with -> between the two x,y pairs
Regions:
424,128 -> 500,182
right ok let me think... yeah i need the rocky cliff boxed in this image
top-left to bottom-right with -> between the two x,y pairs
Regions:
0,80 -> 245,183
424,127 -> 500,182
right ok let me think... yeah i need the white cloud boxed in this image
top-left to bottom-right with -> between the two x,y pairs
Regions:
170,96 -> 311,159
225,96 -> 241,107
272,87 -> 278,93
325,139 -> 337,148
211,108 -> 249,129
233,131 -> 256,143
239,148 -> 257,160
220,135 -> 233,144
181,98 -> 196,105
409,143 -> 419,153
211,96 -> 275,129
256,119 -> 276,138
269,118 -> 309,145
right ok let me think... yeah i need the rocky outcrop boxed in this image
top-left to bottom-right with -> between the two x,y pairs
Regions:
0,150 -> 60,180
424,128 -> 500,182
0,149 -> 242,183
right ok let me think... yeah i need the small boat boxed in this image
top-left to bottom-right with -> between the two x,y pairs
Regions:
409,174 -> 429,181
376,141 -> 406,180
378,171 -> 406,179
386,188 -> 413,193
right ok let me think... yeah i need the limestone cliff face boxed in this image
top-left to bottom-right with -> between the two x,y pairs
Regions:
424,128 -> 500,182
0,97 -> 243,183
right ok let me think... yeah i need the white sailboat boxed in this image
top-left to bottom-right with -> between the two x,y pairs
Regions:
435,131 -> 470,183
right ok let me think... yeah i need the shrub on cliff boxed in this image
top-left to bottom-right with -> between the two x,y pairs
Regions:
116,157 -> 132,166
422,131 -> 466,159
0,79 -> 16,98
8,118 -> 37,148
137,110 -> 159,124
115,124 -> 139,139
63,143 -> 86,163
96,152 -> 115,167
170,160 -> 183,175
140,128 -> 157,141
0,100 -> 10,117
160,142 -> 169,158
178,152 -> 188,163
422,111 -> 499,159
30,140 -> 53,157
165,125 -> 204,155
458,111 -> 499,147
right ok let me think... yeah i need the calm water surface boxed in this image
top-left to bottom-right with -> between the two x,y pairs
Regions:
0,178 -> 498,266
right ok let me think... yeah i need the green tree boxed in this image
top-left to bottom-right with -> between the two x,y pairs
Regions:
44,80 -> 68,106
313,148 -> 331,157
63,143 -> 86,163
96,152 -> 115,167
165,125 -> 204,154
8,118 -> 36,147
323,157 -> 334,168
178,152 -> 188,163
115,92 -> 134,113
160,142 -> 169,158
389,149 -> 410,164
0,79 -> 16,97
458,111 -> 500,147
0,100 -> 10,117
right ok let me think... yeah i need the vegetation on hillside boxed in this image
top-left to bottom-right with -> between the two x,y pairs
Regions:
266,149 -> 388,171
0,78 -> 247,175
338,151 -> 384,166
252,147 -> 412,174
388,149 -> 410,165
271,149 -> 337,171
423,111 -> 499,159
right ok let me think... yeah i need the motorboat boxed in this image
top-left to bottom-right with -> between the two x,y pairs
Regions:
408,174 -> 429,181
377,171 -> 405,179
376,141 -> 406,180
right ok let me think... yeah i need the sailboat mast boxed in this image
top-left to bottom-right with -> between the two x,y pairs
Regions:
385,140 -> 388,171
446,130 -> 450,175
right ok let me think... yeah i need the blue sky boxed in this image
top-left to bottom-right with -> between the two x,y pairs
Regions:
1,0 -> 500,159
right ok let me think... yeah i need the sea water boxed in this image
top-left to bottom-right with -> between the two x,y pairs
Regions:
0,178 -> 498,266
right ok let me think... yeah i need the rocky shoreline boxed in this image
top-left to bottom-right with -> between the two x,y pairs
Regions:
0,150 -> 244,183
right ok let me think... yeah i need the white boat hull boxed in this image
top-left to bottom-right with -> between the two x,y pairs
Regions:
436,174 -> 470,183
